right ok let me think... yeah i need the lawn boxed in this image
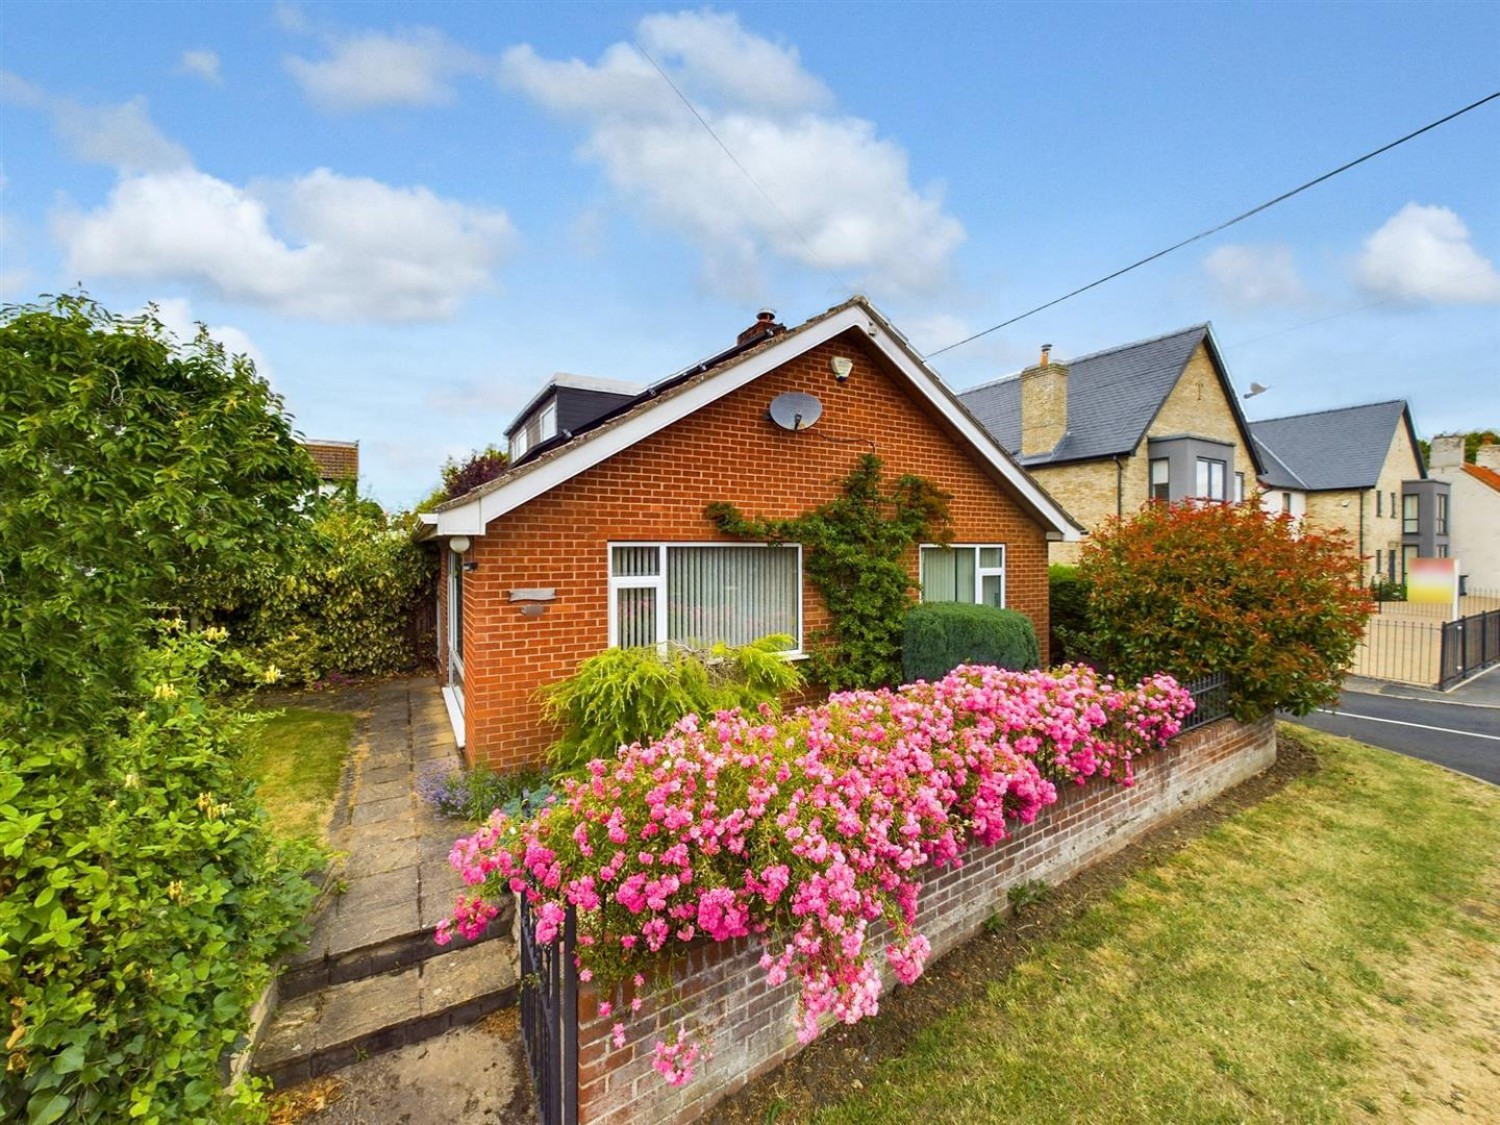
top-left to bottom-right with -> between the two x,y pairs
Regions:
809,725 -> 1500,1124
245,706 -> 356,842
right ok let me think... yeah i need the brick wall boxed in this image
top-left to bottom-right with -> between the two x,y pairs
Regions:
573,714 -> 1276,1125
459,328 -> 1053,770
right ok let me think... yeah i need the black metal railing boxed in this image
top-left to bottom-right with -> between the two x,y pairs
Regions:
519,897 -> 578,1125
1176,673 -> 1232,734
1440,608 -> 1500,690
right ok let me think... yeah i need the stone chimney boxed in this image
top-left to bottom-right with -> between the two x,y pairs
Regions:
1476,441 -> 1500,472
737,308 -> 786,346
1428,433 -> 1466,470
1019,344 -> 1068,457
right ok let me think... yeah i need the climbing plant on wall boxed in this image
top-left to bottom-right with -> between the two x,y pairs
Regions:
707,453 -> 951,690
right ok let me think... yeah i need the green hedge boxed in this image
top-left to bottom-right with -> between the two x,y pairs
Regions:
0,632 -> 320,1123
902,603 -> 1041,684
1047,564 -> 1096,667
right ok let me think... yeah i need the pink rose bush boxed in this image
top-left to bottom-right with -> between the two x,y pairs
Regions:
440,663 -> 1192,1083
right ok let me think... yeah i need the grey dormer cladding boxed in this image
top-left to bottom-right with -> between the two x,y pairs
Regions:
958,325 -> 1210,466
1248,400 -> 1416,492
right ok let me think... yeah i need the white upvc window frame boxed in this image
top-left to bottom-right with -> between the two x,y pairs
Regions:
539,402 -> 558,442
606,542 -> 804,656
918,543 -> 1007,608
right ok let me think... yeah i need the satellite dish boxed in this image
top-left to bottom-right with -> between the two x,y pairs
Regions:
768,392 -> 823,431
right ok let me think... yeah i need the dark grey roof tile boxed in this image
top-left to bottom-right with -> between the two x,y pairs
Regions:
1248,401 -> 1411,491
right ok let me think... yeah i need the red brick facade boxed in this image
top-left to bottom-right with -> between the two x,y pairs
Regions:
573,715 -> 1277,1125
440,327 -> 1055,770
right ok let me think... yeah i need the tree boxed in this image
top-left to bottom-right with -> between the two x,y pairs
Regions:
417,443 -> 510,511
0,295 -> 321,736
1079,501 -> 1372,720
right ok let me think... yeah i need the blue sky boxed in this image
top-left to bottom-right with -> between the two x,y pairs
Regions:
3,1 -> 1496,507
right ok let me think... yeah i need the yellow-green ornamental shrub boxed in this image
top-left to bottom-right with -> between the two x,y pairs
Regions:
1080,501 -> 1373,719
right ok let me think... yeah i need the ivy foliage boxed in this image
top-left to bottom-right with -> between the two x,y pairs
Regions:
707,454 -> 951,690
223,502 -> 435,686
0,295 -> 320,736
0,631 -> 321,1124
1079,500 -> 1373,720
543,637 -> 804,774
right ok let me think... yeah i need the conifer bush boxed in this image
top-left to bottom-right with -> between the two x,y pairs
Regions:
902,603 -> 1040,683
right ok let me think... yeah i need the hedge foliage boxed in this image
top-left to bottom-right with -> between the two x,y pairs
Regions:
1080,500 -> 1372,720
542,637 -> 805,774
1046,564 -> 1097,667
902,602 -> 1041,683
0,632 -> 320,1124
225,502 -> 435,686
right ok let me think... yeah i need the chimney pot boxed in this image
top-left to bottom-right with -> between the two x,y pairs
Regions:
1040,344 -> 1052,366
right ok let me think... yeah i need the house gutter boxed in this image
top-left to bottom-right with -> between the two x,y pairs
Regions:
1113,455 -> 1124,518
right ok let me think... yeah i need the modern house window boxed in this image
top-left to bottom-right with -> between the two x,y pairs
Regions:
1376,491 -> 1383,517
1149,458 -> 1170,502
511,428 -> 530,460
1234,472 -> 1245,503
919,545 -> 1006,607
1403,494 -> 1419,535
1390,491 -> 1396,518
1436,493 -> 1448,535
1281,492 -> 1293,514
1196,457 -> 1226,501
539,403 -> 558,442
1374,550 -> 1382,575
608,543 -> 801,651
1438,544 -> 1450,559
1402,544 -> 1418,578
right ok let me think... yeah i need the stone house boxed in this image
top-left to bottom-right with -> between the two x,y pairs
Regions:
420,297 -> 1080,769
1248,400 -> 1446,585
1426,435 -> 1500,589
958,325 -> 1262,564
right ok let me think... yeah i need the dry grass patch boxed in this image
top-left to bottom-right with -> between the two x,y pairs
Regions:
245,707 -> 356,843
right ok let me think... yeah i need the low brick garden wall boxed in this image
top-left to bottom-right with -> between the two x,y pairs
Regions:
573,714 -> 1276,1125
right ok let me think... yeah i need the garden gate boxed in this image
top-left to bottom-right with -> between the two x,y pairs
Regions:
519,896 -> 579,1125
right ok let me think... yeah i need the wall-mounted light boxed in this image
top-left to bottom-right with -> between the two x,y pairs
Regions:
462,561 -> 479,573
448,536 -> 471,555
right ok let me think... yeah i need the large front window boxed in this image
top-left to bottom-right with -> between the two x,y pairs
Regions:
1149,458 -> 1170,502
920,545 -> 1006,607
1403,494 -> 1419,535
608,543 -> 802,651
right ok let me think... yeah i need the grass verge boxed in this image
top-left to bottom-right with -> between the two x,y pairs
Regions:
798,724 -> 1500,1124
246,707 -> 356,842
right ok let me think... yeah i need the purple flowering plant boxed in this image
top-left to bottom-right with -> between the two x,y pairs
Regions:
439,663 -> 1192,1086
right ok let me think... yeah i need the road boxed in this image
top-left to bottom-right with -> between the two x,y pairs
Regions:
1290,687 -> 1500,785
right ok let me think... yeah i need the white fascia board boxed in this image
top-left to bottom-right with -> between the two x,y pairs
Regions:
862,317 -> 1081,541
436,303 -> 1079,541
438,307 -> 873,535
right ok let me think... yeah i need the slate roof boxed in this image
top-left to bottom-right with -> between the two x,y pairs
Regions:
957,325 -> 1215,465
1248,400 -> 1418,491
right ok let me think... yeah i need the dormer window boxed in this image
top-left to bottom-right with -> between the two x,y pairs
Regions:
539,402 -> 557,442
512,429 -> 530,459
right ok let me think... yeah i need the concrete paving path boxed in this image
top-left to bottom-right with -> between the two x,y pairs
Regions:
252,677 -> 531,1121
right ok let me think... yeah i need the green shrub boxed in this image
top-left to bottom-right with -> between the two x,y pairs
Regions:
902,603 -> 1041,684
0,631 -> 320,1123
1047,564 -> 1097,666
418,761 -> 552,824
542,636 -> 805,774
1080,500 -> 1372,720
226,502 -> 435,686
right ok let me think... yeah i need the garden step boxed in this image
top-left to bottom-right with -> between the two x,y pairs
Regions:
278,894 -> 514,1001
252,933 -> 520,1090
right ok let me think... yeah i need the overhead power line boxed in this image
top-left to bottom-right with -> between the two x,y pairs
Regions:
926,91 -> 1500,359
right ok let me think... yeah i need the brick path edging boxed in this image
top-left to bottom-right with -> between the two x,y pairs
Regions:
573,714 -> 1277,1125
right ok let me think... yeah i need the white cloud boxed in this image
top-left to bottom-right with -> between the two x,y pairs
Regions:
1,71 -> 189,173
148,297 -> 272,382
179,50 -> 222,85
56,167 -> 515,322
1203,244 -> 1308,308
1354,203 -> 1500,305
500,11 -> 963,295
273,2 -> 309,34
286,27 -> 486,111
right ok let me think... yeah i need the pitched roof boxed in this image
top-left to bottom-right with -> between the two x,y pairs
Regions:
957,325 -> 1232,465
1248,400 -> 1420,492
1462,462 -> 1500,494
428,296 -> 1082,541
301,439 -> 359,482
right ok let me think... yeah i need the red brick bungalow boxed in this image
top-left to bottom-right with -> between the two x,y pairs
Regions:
421,297 -> 1080,770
